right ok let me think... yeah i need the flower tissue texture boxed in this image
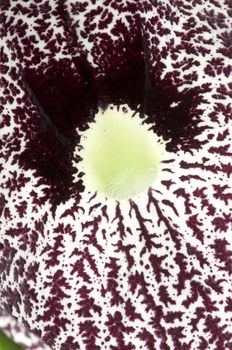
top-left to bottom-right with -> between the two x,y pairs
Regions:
0,1 -> 232,350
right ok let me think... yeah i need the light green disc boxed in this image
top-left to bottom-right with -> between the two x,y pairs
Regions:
75,105 -> 165,200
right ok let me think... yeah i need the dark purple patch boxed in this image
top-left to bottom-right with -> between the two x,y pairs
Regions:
19,28 -> 207,206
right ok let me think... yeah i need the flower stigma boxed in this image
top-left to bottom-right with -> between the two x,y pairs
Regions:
73,105 -> 167,200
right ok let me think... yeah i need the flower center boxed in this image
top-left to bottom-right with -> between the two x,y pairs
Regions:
74,105 -> 166,200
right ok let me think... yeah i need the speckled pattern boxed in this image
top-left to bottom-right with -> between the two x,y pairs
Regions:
0,1 -> 232,349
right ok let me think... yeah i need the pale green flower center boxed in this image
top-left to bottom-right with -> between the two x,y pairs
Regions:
74,105 -> 166,200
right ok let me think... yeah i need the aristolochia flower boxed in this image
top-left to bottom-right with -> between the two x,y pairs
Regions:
0,1 -> 232,350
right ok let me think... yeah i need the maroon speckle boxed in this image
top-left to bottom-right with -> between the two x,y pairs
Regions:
1,0 -> 232,349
